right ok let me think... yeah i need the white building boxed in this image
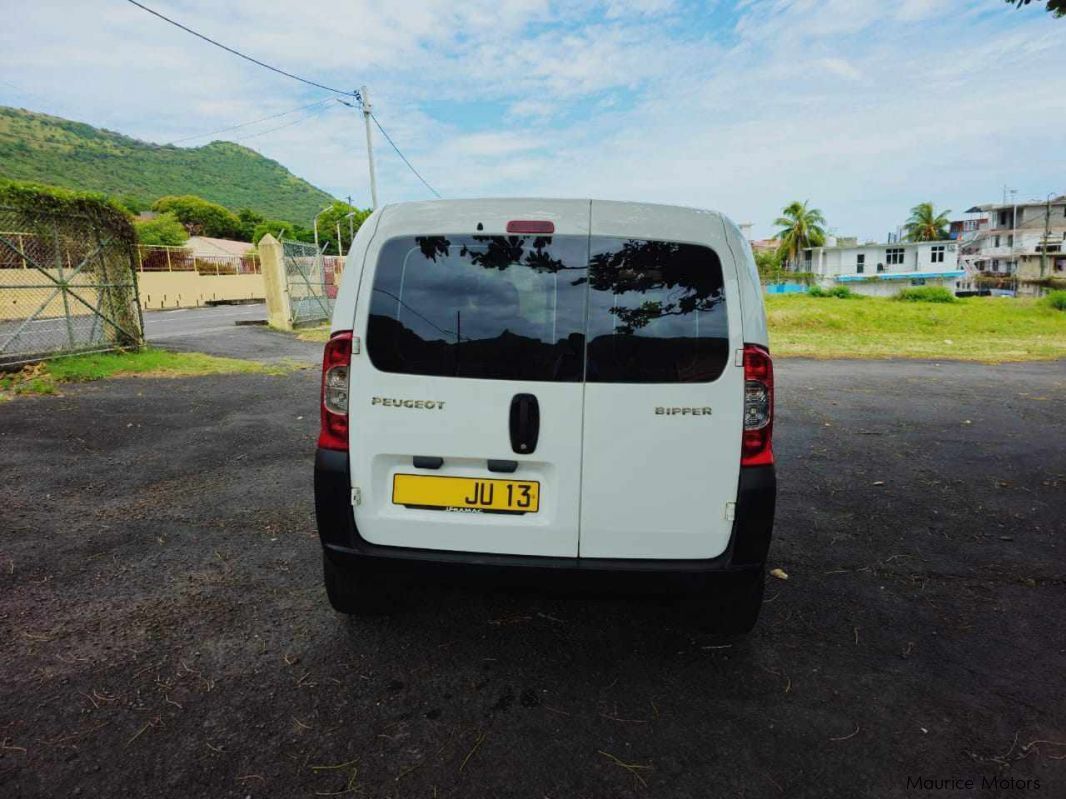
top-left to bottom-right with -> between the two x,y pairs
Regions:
800,239 -> 962,297
956,195 -> 1066,296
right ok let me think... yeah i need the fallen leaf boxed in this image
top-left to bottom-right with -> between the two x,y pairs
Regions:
872,481 -> 885,486
770,568 -> 789,581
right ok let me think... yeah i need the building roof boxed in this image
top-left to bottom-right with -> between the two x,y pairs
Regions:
966,195 -> 1066,213
184,236 -> 254,258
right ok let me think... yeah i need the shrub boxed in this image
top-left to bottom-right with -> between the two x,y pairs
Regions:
134,212 -> 188,246
808,285 -> 861,299
895,286 -> 958,303
152,195 -> 244,240
1043,290 -> 1066,311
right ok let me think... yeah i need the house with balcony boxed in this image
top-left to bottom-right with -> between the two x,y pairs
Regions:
956,195 -> 1066,296
800,239 -> 962,297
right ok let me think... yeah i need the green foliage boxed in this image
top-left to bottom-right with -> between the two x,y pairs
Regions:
237,208 -> 264,241
252,219 -> 315,245
754,248 -> 784,280
152,195 -> 243,239
0,177 -> 134,243
903,202 -> 951,242
134,212 -> 188,246
0,106 -> 337,223
808,285 -> 862,299
1006,0 -> 1065,18
1043,290 -> 1066,310
774,201 -> 826,266
894,286 -> 958,303
314,201 -> 372,255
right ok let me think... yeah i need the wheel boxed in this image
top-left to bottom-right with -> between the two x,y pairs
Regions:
322,553 -> 396,615
690,569 -> 765,635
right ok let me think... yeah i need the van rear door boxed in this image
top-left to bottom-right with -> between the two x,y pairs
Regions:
346,201 -> 590,557
579,202 -> 745,559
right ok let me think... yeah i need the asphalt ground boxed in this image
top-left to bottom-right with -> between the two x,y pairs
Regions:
1,355 -> 1064,798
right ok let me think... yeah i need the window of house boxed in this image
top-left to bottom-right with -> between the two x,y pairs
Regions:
877,263 -> 885,273
856,254 -> 865,274
886,248 -> 904,265
930,245 -> 945,264
992,259 -> 1000,272
994,235 -> 1000,247
1007,234 -> 1013,247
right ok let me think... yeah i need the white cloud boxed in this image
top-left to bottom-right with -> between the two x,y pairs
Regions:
2,0 -> 1064,240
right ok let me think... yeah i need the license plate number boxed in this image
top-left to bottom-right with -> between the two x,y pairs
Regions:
392,474 -> 540,514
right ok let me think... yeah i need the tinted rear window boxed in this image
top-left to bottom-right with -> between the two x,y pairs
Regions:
367,235 -> 588,381
586,237 -> 729,383
366,234 -> 729,383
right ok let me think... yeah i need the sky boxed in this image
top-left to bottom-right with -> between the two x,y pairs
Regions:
2,0 -> 1064,239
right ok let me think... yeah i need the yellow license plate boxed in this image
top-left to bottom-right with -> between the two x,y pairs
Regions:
392,474 -> 540,514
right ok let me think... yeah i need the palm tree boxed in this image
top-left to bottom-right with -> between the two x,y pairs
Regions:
903,202 -> 951,242
774,201 -> 827,269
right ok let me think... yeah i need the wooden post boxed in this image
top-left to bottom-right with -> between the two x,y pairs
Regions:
258,234 -> 292,330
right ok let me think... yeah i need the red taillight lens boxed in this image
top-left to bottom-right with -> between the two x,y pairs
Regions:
506,220 -> 555,234
318,330 -> 352,451
742,344 -> 774,467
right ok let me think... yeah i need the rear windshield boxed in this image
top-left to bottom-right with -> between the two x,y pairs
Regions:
366,234 -> 729,383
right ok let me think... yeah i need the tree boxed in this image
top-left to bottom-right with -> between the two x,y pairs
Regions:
1005,0 -> 1065,18
314,201 -> 372,255
774,201 -> 827,269
251,219 -> 315,245
237,208 -> 265,241
754,248 -> 784,281
134,212 -> 189,246
151,195 -> 244,240
903,202 -> 951,242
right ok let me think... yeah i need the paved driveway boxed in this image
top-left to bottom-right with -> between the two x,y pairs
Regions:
1,358 -> 1063,798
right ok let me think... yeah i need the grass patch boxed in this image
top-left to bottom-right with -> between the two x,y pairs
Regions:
1,348 -> 292,398
295,325 -> 332,343
1043,290 -> 1066,311
766,295 -> 1066,362
894,286 -> 958,303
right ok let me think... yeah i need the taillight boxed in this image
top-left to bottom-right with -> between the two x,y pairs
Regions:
318,330 -> 353,451
742,344 -> 774,467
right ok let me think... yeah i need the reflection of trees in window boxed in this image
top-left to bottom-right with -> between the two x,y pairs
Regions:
586,239 -> 724,334
413,235 -> 573,274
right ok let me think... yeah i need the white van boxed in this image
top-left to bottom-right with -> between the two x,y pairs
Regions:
314,199 -> 776,632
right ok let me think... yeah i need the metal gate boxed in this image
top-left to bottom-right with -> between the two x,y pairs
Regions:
0,207 -> 144,366
282,238 -> 333,326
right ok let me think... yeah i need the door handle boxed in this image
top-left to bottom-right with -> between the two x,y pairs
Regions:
509,393 -> 540,455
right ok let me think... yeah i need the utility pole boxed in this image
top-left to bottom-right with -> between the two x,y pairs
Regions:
1042,193 -> 1053,279
361,85 -> 379,210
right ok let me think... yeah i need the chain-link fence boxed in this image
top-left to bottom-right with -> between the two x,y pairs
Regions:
0,207 -> 143,366
282,238 -> 333,326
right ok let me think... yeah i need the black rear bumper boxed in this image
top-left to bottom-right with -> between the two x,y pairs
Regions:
314,448 -> 775,590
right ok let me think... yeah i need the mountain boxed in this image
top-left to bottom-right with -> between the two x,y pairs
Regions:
0,106 -> 336,223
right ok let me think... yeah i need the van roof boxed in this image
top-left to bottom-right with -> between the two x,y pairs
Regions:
379,198 -> 727,220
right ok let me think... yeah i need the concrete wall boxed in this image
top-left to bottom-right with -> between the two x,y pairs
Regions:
137,272 -> 265,310
1,267 -> 265,320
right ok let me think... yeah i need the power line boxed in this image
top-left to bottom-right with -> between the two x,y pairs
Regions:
123,0 -> 361,102
229,103 -> 334,142
169,98 -> 333,144
370,112 -> 442,199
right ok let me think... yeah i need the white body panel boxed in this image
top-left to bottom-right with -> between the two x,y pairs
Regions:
345,200 -> 590,557
579,202 -> 744,559
331,199 -> 766,561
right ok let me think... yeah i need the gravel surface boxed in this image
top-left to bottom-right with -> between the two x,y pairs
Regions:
1,358 -> 1064,798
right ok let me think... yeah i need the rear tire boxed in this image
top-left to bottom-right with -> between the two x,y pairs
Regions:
692,569 -> 765,635
323,553 -> 396,615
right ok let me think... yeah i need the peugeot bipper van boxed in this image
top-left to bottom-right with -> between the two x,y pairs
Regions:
314,200 -> 776,633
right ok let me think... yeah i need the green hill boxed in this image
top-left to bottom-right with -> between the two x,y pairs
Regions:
0,106 -> 336,223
